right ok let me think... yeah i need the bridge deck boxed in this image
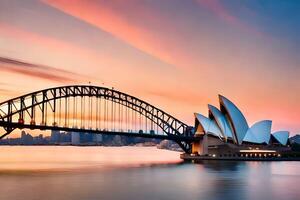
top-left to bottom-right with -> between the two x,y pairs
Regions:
0,121 -> 201,142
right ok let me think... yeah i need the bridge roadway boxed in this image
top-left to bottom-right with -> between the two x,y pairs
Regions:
0,121 -> 200,142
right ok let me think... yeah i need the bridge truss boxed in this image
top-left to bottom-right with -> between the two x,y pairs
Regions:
0,85 -> 197,152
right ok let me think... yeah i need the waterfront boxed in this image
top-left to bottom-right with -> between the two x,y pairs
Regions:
0,147 -> 299,200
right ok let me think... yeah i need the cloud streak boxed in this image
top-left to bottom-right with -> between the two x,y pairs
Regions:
42,0 -> 197,68
196,0 -> 263,36
0,56 -> 80,83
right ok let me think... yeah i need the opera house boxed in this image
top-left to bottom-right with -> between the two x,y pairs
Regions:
191,95 -> 291,159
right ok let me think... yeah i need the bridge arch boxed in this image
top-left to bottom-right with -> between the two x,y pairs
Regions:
0,85 -> 195,152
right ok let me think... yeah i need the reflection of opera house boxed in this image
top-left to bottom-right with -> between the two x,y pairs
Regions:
191,95 -> 290,159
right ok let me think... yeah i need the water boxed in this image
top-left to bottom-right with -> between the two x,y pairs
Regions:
0,146 -> 299,200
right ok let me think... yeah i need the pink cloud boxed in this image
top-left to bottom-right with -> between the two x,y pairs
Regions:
0,22 -> 113,83
42,0 -> 206,69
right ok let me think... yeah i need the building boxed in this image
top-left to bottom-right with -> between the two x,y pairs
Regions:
80,132 -> 93,143
71,132 -> 80,145
192,95 -> 290,158
50,130 -> 60,143
20,130 -> 34,145
93,134 -> 103,144
290,135 -> 300,144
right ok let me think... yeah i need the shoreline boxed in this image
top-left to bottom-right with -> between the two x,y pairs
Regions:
181,153 -> 300,161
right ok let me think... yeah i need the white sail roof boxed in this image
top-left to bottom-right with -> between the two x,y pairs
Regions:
272,131 -> 289,145
194,113 -> 223,138
219,95 -> 249,145
243,120 -> 272,144
208,105 -> 234,141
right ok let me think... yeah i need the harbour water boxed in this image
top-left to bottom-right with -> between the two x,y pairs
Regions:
0,146 -> 299,200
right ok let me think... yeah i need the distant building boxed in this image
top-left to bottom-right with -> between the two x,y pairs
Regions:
113,135 -> 122,146
59,132 -> 71,143
21,130 -> 26,143
50,130 -> 60,143
33,134 -> 44,145
20,130 -> 33,145
93,134 -> 102,144
80,132 -> 93,143
71,132 -> 80,145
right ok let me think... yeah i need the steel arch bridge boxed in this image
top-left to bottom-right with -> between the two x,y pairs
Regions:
0,85 -> 198,153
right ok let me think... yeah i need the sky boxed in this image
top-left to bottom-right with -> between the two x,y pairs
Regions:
0,0 -> 299,136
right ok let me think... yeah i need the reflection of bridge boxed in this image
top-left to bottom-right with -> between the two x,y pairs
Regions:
0,85 -> 198,152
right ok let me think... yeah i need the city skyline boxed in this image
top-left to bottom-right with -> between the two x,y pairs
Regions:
0,0 -> 299,136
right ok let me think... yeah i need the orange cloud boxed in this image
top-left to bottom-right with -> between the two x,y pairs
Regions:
42,0 -> 203,69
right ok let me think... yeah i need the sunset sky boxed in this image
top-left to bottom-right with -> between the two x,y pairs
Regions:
0,0 -> 299,135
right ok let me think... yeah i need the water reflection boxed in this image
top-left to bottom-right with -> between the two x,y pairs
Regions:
195,160 -> 246,171
0,146 -> 182,171
0,147 -> 299,200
